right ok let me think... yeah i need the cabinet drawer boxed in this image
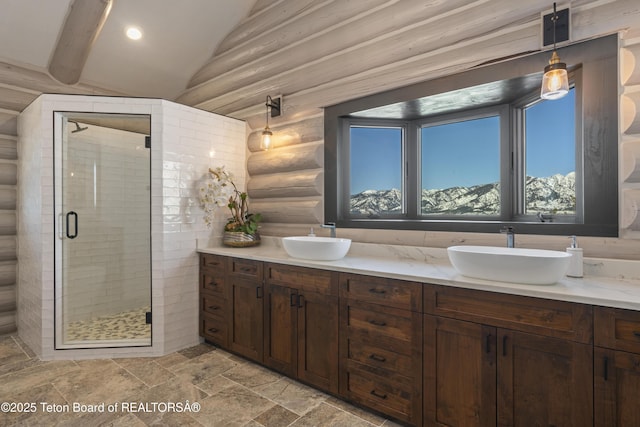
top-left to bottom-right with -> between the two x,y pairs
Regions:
200,313 -> 228,347
266,263 -> 337,296
343,301 -> 421,357
200,294 -> 227,318
341,274 -> 422,312
228,257 -> 262,279
200,253 -> 225,270
425,285 -> 593,343
595,306 -> 640,353
346,338 -> 413,376
200,270 -> 225,296
344,362 -> 415,424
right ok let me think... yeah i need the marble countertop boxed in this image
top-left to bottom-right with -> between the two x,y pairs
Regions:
197,237 -> 640,311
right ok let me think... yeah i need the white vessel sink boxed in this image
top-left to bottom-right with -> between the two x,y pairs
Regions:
447,245 -> 572,285
282,236 -> 352,261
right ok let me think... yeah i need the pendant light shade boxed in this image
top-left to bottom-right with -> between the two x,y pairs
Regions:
540,3 -> 569,101
540,51 -> 569,100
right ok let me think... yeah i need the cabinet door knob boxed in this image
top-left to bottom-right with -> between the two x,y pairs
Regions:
370,390 -> 388,399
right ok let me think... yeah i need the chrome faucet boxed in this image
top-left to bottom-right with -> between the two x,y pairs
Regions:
500,226 -> 515,248
320,222 -> 336,238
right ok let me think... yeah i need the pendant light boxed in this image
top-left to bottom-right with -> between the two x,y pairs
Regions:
261,95 -> 281,150
540,3 -> 569,100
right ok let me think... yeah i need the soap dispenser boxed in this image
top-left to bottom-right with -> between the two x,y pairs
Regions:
566,235 -> 583,278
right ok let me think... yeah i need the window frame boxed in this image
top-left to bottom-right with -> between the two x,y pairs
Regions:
343,119 -> 409,219
324,35 -> 618,237
416,105 -> 510,221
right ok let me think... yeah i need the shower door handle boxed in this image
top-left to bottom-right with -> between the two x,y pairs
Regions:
66,211 -> 78,239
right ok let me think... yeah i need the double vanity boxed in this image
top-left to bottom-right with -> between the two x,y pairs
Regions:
197,237 -> 640,426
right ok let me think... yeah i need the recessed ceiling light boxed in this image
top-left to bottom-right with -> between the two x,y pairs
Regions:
126,26 -> 143,40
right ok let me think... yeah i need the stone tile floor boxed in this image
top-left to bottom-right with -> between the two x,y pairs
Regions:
0,335 -> 403,426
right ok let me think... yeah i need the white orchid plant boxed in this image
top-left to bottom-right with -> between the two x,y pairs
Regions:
199,166 -> 261,235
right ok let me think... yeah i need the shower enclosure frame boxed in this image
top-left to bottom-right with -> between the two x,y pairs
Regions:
52,111 -> 153,350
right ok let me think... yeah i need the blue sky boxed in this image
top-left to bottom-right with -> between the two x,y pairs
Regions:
350,90 -> 575,194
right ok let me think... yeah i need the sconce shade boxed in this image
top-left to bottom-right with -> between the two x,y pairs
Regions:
540,51 -> 569,100
261,127 -> 273,150
261,95 -> 281,151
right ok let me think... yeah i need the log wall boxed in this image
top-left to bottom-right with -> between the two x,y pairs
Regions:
0,61 -> 119,334
180,0 -> 640,259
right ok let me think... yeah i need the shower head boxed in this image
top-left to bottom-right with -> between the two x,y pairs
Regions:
71,121 -> 88,133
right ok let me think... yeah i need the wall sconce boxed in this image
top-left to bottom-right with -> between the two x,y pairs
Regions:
540,3 -> 569,100
261,95 -> 281,150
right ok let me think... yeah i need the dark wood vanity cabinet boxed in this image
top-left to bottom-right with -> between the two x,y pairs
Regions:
339,273 -> 423,426
263,263 -> 339,393
424,285 -> 594,427
199,252 -> 640,427
227,257 -> 264,363
594,306 -> 640,427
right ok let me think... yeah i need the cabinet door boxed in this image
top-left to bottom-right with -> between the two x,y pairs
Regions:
595,347 -> 640,427
424,315 -> 496,426
264,283 -> 297,376
228,277 -> 264,362
498,329 -> 593,427
297,291 -> 339,394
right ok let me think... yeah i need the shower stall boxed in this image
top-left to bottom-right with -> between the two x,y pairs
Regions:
17,94 -> 247,359
54,113 -> 151,348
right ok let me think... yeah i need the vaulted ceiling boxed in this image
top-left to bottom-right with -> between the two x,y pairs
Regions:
0,0 -> 256,99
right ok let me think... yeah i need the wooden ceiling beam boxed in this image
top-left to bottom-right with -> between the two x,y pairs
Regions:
48,0 -> 113,85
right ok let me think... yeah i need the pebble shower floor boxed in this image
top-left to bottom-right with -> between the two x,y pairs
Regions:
65,306 -> 151,341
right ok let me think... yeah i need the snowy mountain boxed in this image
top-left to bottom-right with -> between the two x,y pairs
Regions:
350,172 -> 575,216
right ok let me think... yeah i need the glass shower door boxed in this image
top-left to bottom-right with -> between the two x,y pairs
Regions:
54,113 -> 151,349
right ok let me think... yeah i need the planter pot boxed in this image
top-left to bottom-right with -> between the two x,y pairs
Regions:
223,231 -> 261,247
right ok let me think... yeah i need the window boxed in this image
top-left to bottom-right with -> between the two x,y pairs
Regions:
325,35 -> 618,236
522,90 -> 576,217
420,114 -> 501,216
350,125 -> 404,216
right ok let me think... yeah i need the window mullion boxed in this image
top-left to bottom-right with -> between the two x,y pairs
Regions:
405,122 -> 418,219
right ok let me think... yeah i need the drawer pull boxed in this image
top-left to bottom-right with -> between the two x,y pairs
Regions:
633,331 -> 640,339
208,281 -> 218,287
207,327 -> 219,334
239,266 -> 254,273
208,305 -> 221,311
486,334 -> 491,354
369,353 -> 386,362
370,390 -> 387,400
368,288 -> 386,294
603,356 -> 609,381
369,319 -> 387,327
